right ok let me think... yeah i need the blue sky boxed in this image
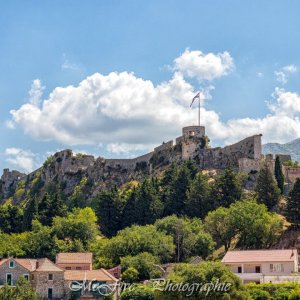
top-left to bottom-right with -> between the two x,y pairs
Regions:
1,0 -> 300,173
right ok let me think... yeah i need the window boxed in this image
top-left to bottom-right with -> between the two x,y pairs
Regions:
270,263 -> 284,272
48,274 -> 53,280
76,267 -> 82,270
24,274 -> 29,281
9,261 -> 14,268
6,274 -> 12,285
48,288 -> 53,300
255,266 -> 261,273
66,267 -> 71,270
237,266 -> 242,273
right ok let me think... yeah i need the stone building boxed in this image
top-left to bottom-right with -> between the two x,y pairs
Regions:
0,258 -> 33,286
31,258 -> 65,300
56,252 -> 93,271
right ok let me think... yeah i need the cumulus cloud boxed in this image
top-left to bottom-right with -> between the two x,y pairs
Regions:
174,49 -> 234,81
8,50 -> 300,155
4,148 -> 42,173
275,64 -> 297,84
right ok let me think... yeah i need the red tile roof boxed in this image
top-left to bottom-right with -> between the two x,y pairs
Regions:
56,253 -> 93,264
222,249 -> 298,263
64,269 -> 118,282
15,259 -> 37,271
35,258 -> 63,272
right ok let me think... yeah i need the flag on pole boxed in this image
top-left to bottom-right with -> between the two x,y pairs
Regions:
190,92 -> 200,107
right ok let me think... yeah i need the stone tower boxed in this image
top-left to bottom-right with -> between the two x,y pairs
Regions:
182,125 -> 206,160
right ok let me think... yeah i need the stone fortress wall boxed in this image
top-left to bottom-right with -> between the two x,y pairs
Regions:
2,125 -> 300,199
198,134 -> 263,170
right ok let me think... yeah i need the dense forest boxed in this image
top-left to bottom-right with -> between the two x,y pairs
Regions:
1,158 -> 300,299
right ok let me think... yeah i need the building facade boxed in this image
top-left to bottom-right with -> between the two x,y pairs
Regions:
222,249 -> 299,284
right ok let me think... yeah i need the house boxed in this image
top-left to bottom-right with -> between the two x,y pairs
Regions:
56,252 -> 93,271
0,258 -> 34,286
64,269 -> 118,299
31,258 -> 64,300
222,249 -> 299,284
0,254 -> 118,299
0,257 -> 65,299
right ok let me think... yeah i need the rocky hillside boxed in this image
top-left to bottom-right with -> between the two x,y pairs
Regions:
263,138 -> 300,163
0,146 -> 181,205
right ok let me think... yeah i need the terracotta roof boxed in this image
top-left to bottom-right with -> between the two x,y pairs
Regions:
56,253 -> 93,264
35,258 -> 63,272
0,259 -> 9,267
222,249 -> 298,263
15,259 -> 37,271
64,269 -> 118,282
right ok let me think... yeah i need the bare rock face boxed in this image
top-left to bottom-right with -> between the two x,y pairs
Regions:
0,169 -> 26,198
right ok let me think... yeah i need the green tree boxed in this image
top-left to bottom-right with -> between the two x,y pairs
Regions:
185,172 -> 211,218
156,261 -> 250,300
93,225 -> 175,265
255,163 -> 280,209
205,199 -> 283,250
248,288 -> 271,300
22,196 -> 38,231
229,199 -> 283,249
286,178 -> 300,228
121,284 -> 155,300
122,188 -> 137,228
275,156 -> 285,194
53,207 -> 98,248
204,207 -> 235,251
135,179 -> 163,225
155,215 -> 215,262
164,163 -> 194,216
0,204 -> 23,233
121,267 -> 139,283
121,252 -> 161,281
211,168 -> 242,208
0,277 -> 39,300
95,188 -> 123,237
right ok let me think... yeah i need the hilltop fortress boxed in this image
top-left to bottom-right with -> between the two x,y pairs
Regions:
1,125 -> 300,200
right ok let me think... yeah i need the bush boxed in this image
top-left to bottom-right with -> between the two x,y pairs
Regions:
289,288 -> 300,300
249,288 -> 271,300
121,284 -> 155,300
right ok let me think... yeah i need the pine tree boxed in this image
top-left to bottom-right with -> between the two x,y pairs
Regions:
22,196 -> 38,230
211,168 -> 242,208
275,156 -> 285,194
164,164 -> 192,216
95,188 -> 123,237
186,172 -> 211,218
255,163 -> 280,209
286,178 -> 300,228
122,188 -> 137,228
135,179 -> 163,225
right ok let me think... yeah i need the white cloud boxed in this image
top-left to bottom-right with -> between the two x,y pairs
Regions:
5,120 -> 15,129
275,64 -> 297,84
106,143 -> 153,155
4,148 -> 41,173
61,54 -> 79,71
8,50 -> 300,156
174,49 -> 234,81
29,79 -> 45,106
